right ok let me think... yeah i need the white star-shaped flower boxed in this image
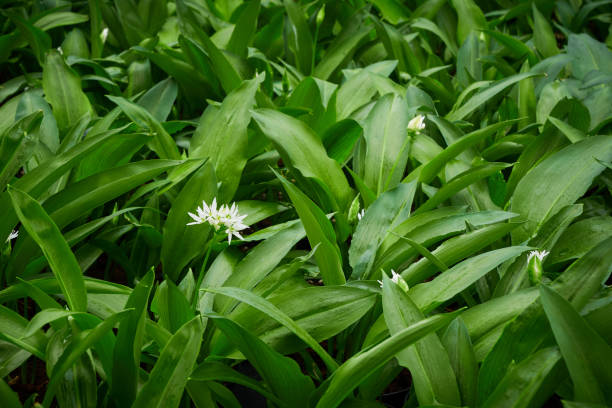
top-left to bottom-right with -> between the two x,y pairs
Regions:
527,250 -> 549,262
408,114 -> 425,131
186,198 -> 248,244
6,230 -> 18,242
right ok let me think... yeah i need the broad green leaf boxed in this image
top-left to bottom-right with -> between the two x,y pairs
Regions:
190,362 -> 286,406
216,219 -> 307,313
350,182 -> 416,279
382,274 -> 461,406
567,34 -> 612,80
8,186 -> 87,311
409,118 -> 519,184
314,9 -> 370,80
275,172 -> 345,285
511,135 -> 612,244
0,111 -> 42,189
190,76 -> 262,201
227,0 -> 260,57
175,0 -> 242,93
208,313 -> 315,407
451,0 -> 486,44
154,279 -> 195,334
284,0 -> 314,75
548,216 -> 612,264
368,0 -> 409,24
532,4 -> 559,58
161,160 -> 216,280
42,50 -> 93,133
206,286 -> 338,371
442,318 -> 478,407
132,317 -> 204,408
7,160 -> 182,278
447,72 -> 540,122
482,347 -> 563,408
107,95 -> 180,160
211,286 -> 376,357
138,77 -> 178,122
111,270 -> 154,407
315,310 -> 460,408
494,204 -> 582,297
376,210 -> 517,275
0,378 -> 21,408
415,163 -> 511,214
252,108 -> 353,209
42,309 -> 131,407
540,285 -> 612,405
409,246 -> 530,313
361,93 -> 411,195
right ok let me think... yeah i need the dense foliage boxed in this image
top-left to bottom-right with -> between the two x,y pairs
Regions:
1,0 -> 612,407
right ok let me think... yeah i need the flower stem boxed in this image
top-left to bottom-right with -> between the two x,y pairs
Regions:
193,236 -> 215,309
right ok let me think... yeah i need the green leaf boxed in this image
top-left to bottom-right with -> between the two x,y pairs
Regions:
409,246 -> 530,313
190,362 -> 286,406
446,72 -> 540,122
284,0 -> 314,75
0,378 -> 21,408
482,347 -> 563,408
161,161 -> 216,280
0,111 -> 42,189
8,186 -> 87,311
451,0 -> 486,44
548,216 -> 612,264
190,76 -> 262,201
208,313 -> 315,407
350,182 -> 416,279
382,274 -> 461,406
211,286 -> 376,357
510,135 -> 612,244
315,310 -> 460,408
532,4 -> 559,58
132,317 -> 204,408
216,219 -> 307,313
252,108 -> 353,209
227,0 -> 260,57
43,309 -> 131,407
42,50 -> 93,133
111,270 -> 154,406
540,285 -> 612,405
361,93 -> 411,195
314,9 -> 370,80
409,118 -> 519,184
567,34 -> 612,80
415,163 -> 511,214
107,95 -> 180,160
206,286 -> 338,371
275,172 -> 345,285
442,318 -> 478,407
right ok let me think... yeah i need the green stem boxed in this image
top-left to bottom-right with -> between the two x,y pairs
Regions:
193,235 -> 216,309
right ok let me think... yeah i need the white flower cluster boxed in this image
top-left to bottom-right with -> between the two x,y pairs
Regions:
527,250 -> 549,263
378,270 -> 401,288
187,198 -> 247,244
407,114 -> 426,131
357,209 -> 365,221
6,230 -> 18,242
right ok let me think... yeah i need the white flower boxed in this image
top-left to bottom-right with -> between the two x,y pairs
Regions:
391,269 -> 400,284
357,209 -> 365,221
379,270 -> 401,288
6,230 -> 18,242
407,114 -> 426,131
187,198 -> 247,244
527,250 -> 549,263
